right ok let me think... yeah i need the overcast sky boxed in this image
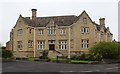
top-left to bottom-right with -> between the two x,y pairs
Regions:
0,0 -> 119,46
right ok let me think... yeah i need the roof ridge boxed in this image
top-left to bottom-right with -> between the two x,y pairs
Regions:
36,15 -> 77,18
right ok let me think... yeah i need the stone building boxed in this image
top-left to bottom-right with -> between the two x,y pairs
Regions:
10,9 -> 113,58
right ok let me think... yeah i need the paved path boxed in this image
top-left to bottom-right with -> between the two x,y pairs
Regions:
2,60 -> 120,72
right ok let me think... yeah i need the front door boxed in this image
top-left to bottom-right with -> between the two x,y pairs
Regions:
49,44 -> 55,50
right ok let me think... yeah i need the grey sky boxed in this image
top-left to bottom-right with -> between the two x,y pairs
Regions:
0,0 -> 119,46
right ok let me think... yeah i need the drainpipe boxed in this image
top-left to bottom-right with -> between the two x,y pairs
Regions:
68,26 -> 71,59
34,28 -> 36,57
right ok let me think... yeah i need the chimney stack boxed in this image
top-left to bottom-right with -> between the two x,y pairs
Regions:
31,9 -> 37,20
99,18 -> 105,26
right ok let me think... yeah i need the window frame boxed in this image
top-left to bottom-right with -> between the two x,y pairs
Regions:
38,29 -> 44,35
81,39 -> 89,48
17,41 -> 23,49
48,26 -> 56,35
59,28 -> 66,35
37,40 -> 45,50
58,40 -> 67,50
28,40 -> 33,48
81,27 -> 89,33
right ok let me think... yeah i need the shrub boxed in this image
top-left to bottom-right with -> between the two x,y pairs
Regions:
70,54 -> 94,61
42,50 -> 49,59
70,55 -> 80,60
89,42 -> 120,60
2,49 -> 13,59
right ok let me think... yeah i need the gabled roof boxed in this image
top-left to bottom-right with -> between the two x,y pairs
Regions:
22,15 -> 78,27
22,10 -> 93,27
78,10 -> 94,24
20,10 -> 111,34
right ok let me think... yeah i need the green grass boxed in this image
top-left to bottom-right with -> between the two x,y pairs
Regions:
71,60 -> 93,63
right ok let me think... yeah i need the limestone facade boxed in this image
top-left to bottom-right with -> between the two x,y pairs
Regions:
10,9 -> 113,58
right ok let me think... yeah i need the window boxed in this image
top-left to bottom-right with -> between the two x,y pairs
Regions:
58,40 -> 67,50
48,26 -> 56,35
17,41 -> 22,49
38,29 -> 43,35
81,39 -> 89,48
83,17 -> 87,24
17,29 -> 23,35
81,27 -> 89,33
28,40 -> 33,48
38,41 -> 45,50
60,28 -> 66,35
29,29 -> 32,34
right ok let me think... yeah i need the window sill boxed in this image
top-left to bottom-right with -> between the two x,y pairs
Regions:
81,33 -> 89,34
48,34 -> 56,36
28,47 -> 33,48
37,49 -> 45,50
60,34 -> 66,36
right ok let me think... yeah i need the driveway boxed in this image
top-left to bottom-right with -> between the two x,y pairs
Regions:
2,60 -> 120,73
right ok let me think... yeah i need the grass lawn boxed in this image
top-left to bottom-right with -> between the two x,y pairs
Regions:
70,60 -> 94,63
28,57 -> 96,64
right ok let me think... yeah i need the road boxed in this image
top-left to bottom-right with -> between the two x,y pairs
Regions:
2,60 -> 120,73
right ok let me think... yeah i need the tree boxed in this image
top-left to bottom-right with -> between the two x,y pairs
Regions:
2,49 -> 13,59
89,42 -> 120,60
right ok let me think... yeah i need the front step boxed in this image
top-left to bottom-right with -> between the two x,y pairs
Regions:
48,50 -> 63,58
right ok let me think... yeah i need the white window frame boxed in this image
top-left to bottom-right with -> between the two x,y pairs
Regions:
58,41 -> 67,50
81,27 -> 89,33
48,26 -> 56,35
81,39 -> 89,48
38,41 -> 45,50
